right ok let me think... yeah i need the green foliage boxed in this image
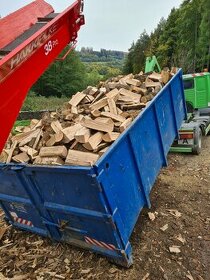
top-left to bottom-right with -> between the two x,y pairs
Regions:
124,0 -> 210,74
32,47 -> 125,100
32,48 -> 87,98
22,92 -> 69,111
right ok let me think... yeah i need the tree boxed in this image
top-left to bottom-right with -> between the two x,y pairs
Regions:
198,0 -> 210,70
33,48 -> 87,97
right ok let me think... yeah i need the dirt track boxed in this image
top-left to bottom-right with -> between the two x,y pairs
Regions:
0,138 -> 209,280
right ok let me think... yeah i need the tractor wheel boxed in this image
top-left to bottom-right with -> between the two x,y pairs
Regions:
192,128 -> 202,155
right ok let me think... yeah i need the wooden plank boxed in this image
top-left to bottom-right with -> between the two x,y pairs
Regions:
51,121 -> 63,134
34,156 -> 64,165
75,127 -> 91,143
120,118 -> 133,133
82,119 -> 114,133
62,124 -> 83,143
39,146 -> 68,158
101,112 -> 126,123
83,132 -> 103,150
12,152 -> 30,163
89,97 -> 108,111
69,92 -> 86,107
102,132 -> 120,143
65,150 -> 99,166
107,98 -> 118,115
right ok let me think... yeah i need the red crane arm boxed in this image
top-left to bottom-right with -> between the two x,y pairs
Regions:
0,0 -> 85,153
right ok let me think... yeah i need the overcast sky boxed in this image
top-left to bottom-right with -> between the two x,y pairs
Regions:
1,0 -> 182,51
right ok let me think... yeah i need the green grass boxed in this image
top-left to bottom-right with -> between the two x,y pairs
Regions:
22,96 -> 69,111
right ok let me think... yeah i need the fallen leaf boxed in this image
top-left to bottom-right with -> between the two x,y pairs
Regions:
169,246 -> 181,254
160,224 -> 168,232
148,212 -> 156,221
142,273 -> 150,280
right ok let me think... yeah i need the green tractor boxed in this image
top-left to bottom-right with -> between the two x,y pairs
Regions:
145,56 -> 210,154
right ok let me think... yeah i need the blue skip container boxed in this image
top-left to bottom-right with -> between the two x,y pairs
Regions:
0,70 -> 186,267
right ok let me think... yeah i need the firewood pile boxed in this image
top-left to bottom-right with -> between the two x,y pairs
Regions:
0,68 -> 177,166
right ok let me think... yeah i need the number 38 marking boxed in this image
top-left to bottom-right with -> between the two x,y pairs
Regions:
44,41 -> 53,56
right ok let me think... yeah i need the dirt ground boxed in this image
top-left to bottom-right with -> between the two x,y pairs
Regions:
0,138 -> 209,280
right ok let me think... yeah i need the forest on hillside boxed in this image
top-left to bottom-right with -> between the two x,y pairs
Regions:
31,48 -> 125,98
31,0 -> 209,102
124,0 -> 210,74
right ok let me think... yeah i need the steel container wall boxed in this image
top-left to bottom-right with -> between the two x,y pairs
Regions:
0,70 -> 187,267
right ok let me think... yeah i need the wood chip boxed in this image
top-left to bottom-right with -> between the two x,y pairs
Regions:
142,273 -> 150,280
160,224 -> 169,232
169,246 -> 181,254
148,212 -> 156,221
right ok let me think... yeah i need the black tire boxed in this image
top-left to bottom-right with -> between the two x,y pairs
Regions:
186,101 -> 194,113
192,128 -> 202,155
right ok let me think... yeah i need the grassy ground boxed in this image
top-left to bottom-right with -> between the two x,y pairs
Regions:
21,95 -> 69,111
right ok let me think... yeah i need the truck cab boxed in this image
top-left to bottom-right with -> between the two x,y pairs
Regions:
171,72 -> 210,154
183,72 -> 210,110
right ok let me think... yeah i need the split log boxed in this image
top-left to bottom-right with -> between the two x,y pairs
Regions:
39,146 -> 67,159
75,127 -> 91,144
34,156 -> 64,165
101,112 -> 126,123
83,132 -> 103,150
102,132 -> 120,143
69,92 -> 86,107
82,118 -> 114,133
65,150 -> 99,166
